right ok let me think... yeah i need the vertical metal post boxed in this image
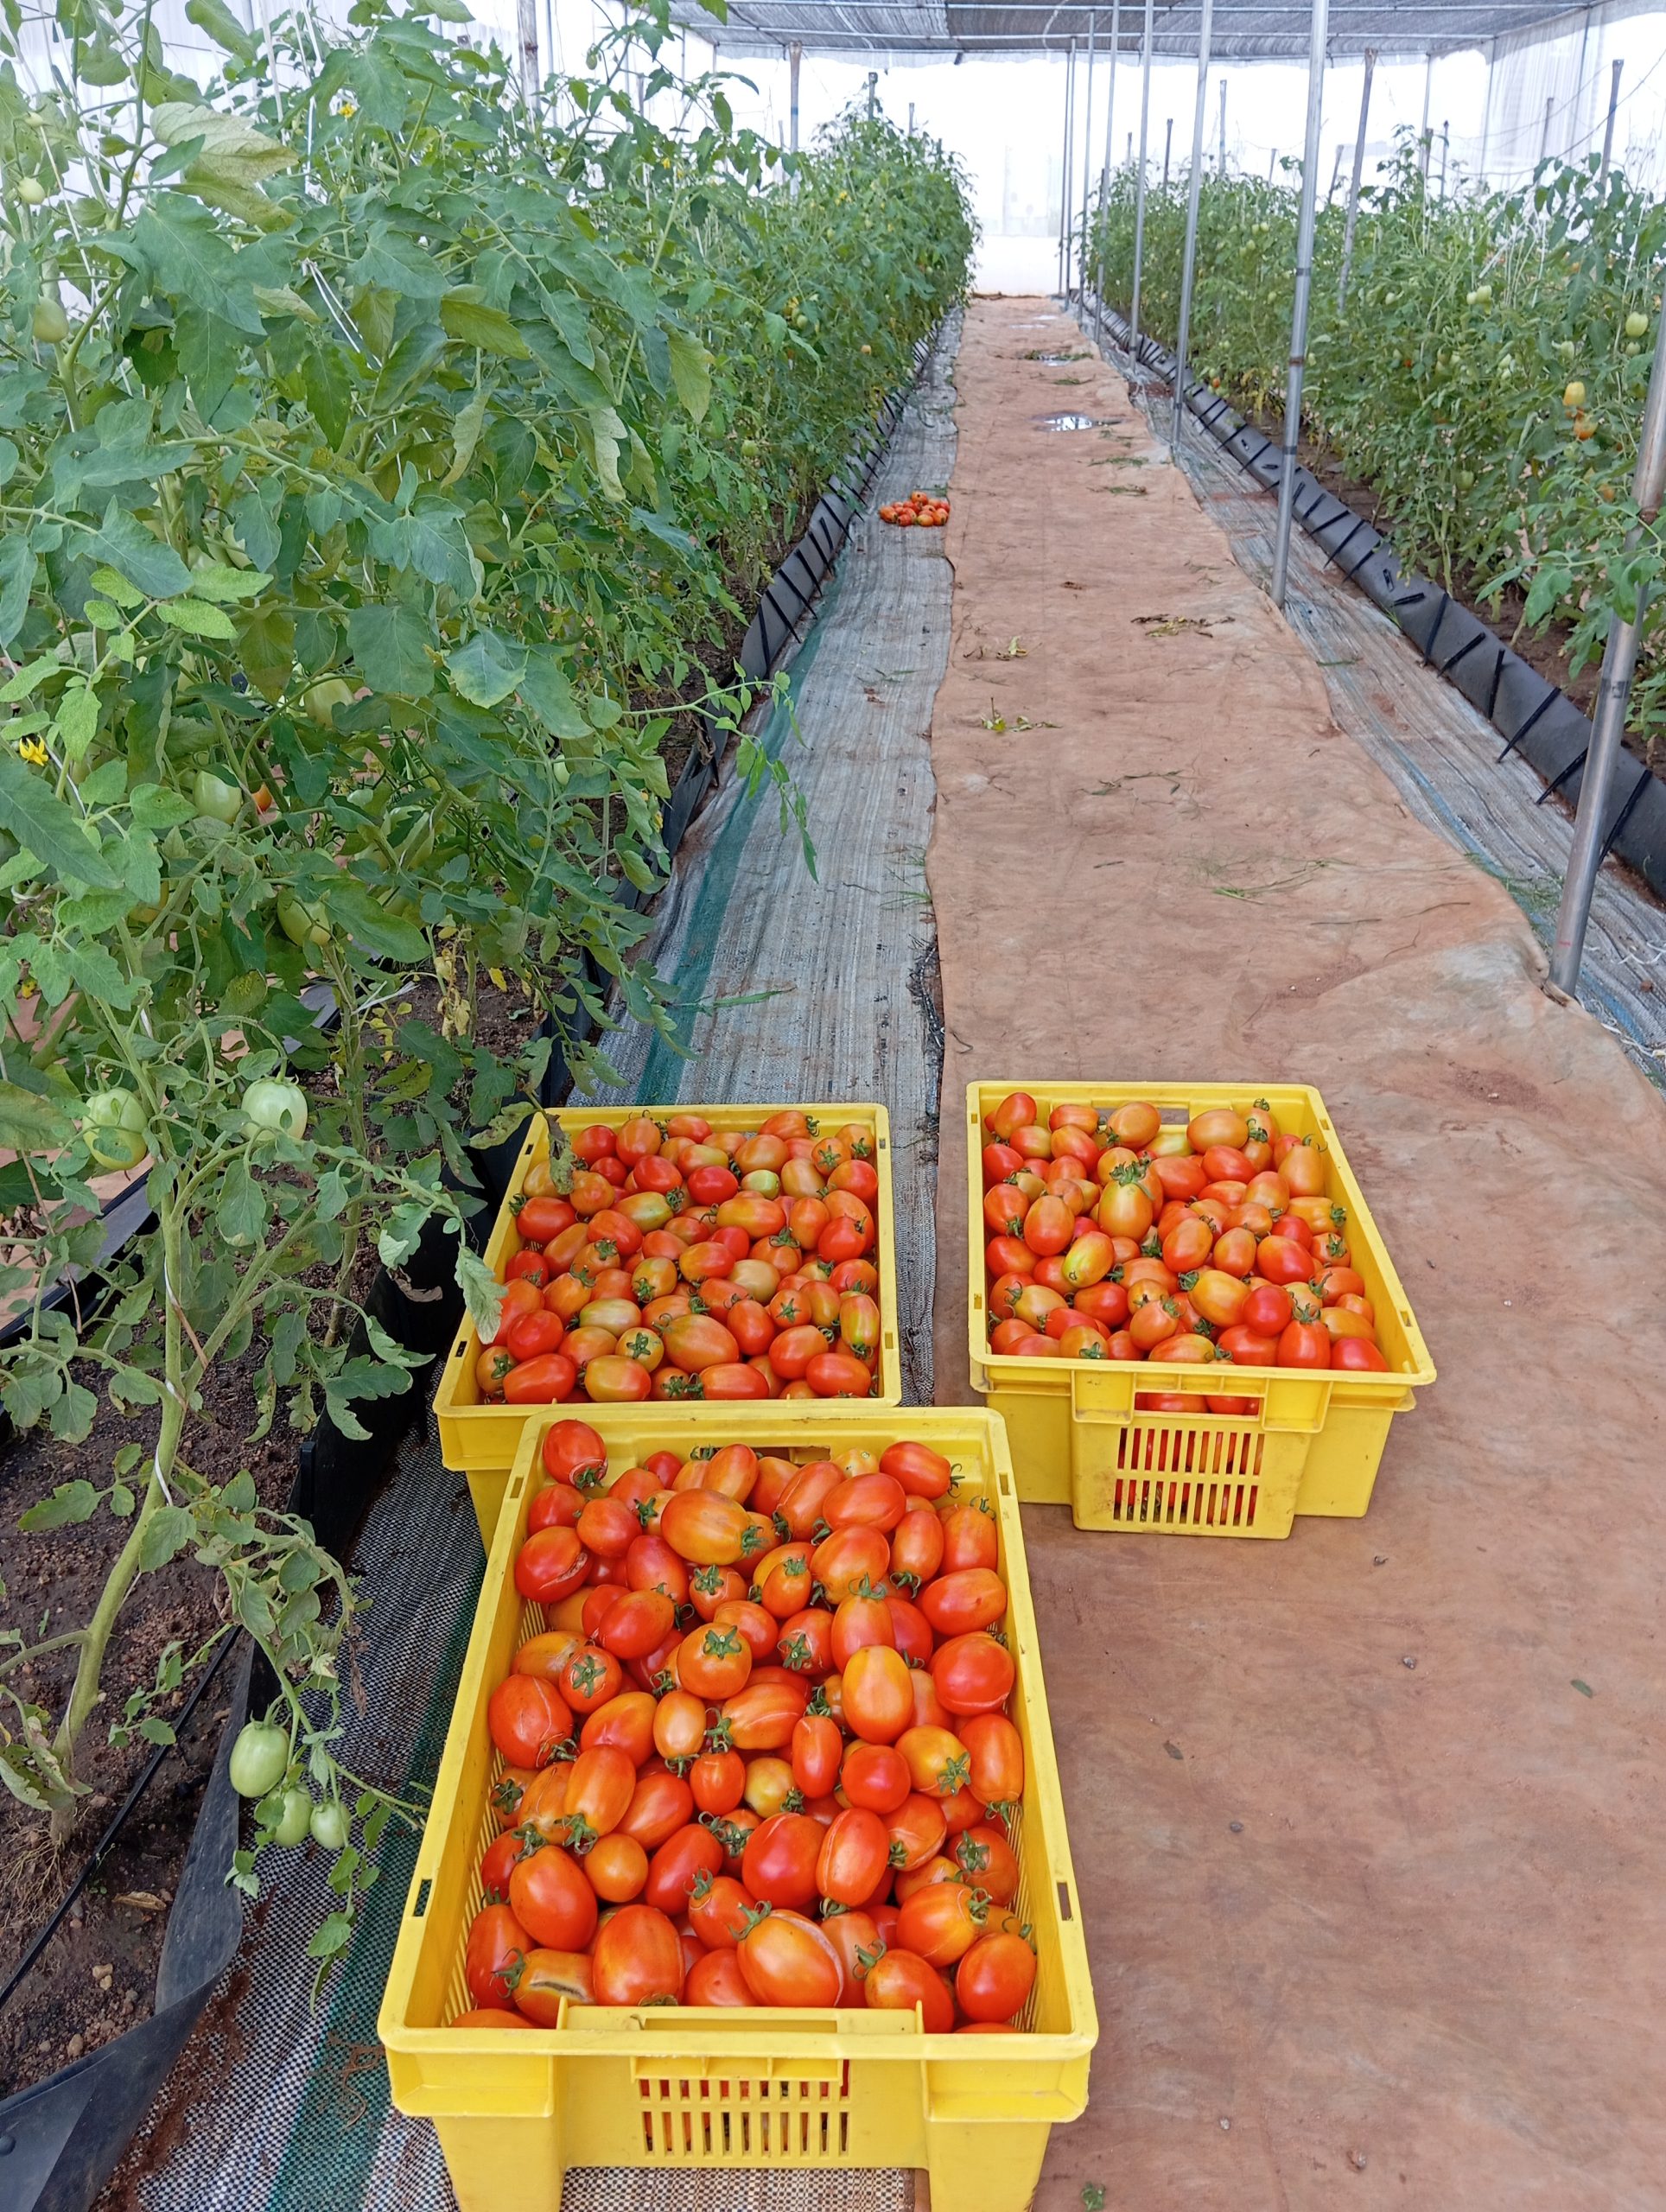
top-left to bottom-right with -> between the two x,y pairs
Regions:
1478,49 -> 1493,179
1129,0 -> 1154,353
516,0 -> 539,109
1338,47 -> 1375,312
1269,0 -> 1329,609
907,101 -> 915,134
1128,131 -> 1135,162
1079,13 -> 1097,303
789,40 -> 801,151
1218,77 -> 1227,172
1537,92 -> 1554,167
866,70 -> 877,118
1097,0 -> 1121,329
1269,147 -> 1278,181
1599,58 -> 1622,181
1418,54 -> 1433,175
1103,0 -> 1120,191
1439,118 -> 1448,194
1059,41 -> 1077,299
1550,310 -> 1666,992
1171,0 -> 1215,448
1162,114 -> 1173,188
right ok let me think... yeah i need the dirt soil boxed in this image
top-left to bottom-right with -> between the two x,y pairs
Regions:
930,296 -> 1666,2209
0,1343 -> 297,2097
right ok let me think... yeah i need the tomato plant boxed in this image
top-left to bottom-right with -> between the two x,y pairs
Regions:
1091,145 -> 1666,749
0,0 -> 971,1979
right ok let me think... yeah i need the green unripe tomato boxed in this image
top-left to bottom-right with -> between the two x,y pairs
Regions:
277,896 -> 332,950
242,1077 -> 308,1141
193,769 -> 242,823
302,677 -> 353,728
18,175 -> 47,207
79,1087 -> 148,1169
1625,311 -> 1650,340
309,1797 -> 351,1852
229,1720 -> 289,1800
262,1784 -> 313,1847
32,293 -> 68,345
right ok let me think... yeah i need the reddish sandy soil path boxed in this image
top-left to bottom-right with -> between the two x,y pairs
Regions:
928,296 -> 1666,2211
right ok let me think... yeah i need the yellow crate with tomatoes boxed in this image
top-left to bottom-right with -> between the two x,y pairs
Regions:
436,1102 -> 902,1539
965,1081 -> 1435,1537
378,1403 -> 1097,2212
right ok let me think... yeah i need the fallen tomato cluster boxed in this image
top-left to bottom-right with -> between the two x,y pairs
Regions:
978,1091 -> 1394,1402
878,490 -> 950,528
458,1423 -> 1038,2029
480,1112 -> 886,1406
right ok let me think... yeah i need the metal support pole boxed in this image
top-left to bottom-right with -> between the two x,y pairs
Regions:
1550,310 -> 1666,992
789,40 -> 801,151
1171,0 -> 1215,448
1478,49 -> 1493,179
1329,142 -> 1345,197
1439,118 -> 1448,194
1059,41 -> 1076,298
1537,91 -> 1554,168
1599,57 -> 1622,181
1419,54 -> 1433,175
516,0 -> 539,109
1104,0 -> 1120,192
1079,13 -> 1097,303
1338,48 -> 1375,312
1218,78 -> 1227,171
1097,0 -> 1121,331
1269,0 -> 1328,610
866,70 -> 877,118
1129,0 -> 1154,353
1162,114 -> 1173,189
1269,146 -> 1278,180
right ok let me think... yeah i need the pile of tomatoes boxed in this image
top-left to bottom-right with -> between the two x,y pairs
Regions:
478,1112 -> 886,1406
878,490 -> 950,528
458,1421 -> 1038,2030
978,1092 -> 1395,1403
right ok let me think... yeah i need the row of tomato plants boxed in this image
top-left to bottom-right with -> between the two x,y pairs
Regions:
1090,145 -> 1666,745
0,0 -> 972,1970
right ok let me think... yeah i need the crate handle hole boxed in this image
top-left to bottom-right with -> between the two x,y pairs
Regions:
1057,1881 -> 1073,1923
412,1878 -> 432,1920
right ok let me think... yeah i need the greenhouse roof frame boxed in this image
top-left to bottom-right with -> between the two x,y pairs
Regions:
672,0 -> 1576,60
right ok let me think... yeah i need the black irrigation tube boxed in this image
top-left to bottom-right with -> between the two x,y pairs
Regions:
0,325 -> 940,2212
1087,297 -> 1666,908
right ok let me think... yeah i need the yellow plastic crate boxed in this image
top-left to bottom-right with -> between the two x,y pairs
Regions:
436,1102 -> 903,1538
380,1405 -> 1097,2212
965,1081 -> 1435,1536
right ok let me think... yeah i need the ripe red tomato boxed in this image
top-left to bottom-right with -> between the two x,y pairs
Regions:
487,1675 -> 572,1769
817,1806 -> 892,1906
514,1526 -> 590,1605
686,1948 -> 754,2005
956,1930 -> 1038,2024
644,1822 -> 725,1915
863,1946 -> 956,2031
895,1878 -> 988,1966
841,1645 -> 916,1744
509,1844 -> 598,1952
930,1632 -> 1015,1717
590,1904 -> 685,2005
465,1901 -> 530,2009
843,1739 -> 912,1814
736,1908 -> 843,2006
918,1568 -> 1007,1637
741,1812 -> 824,1910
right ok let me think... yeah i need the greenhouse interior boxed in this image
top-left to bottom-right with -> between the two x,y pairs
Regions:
1,0 -> 1664,2206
